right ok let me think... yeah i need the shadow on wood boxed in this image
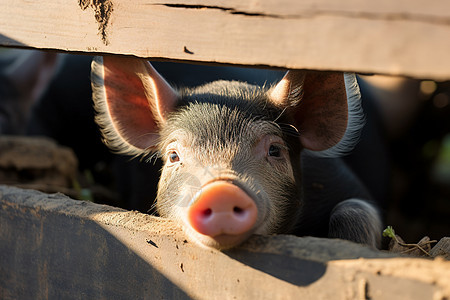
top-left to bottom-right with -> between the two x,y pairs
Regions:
225,250 -> 326,286
1,185 -> 449,299
0,188 -> 188,299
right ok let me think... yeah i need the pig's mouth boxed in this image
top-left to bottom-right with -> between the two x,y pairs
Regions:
192,232 -> 255,250
183,179 -> 263,250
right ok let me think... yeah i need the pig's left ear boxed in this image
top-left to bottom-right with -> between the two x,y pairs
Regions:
269,71 -> 364,157
91,56 -> 178,157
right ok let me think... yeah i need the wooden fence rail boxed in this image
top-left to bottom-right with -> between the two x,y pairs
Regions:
1,1 -> 450,80
1,186 -> 449,299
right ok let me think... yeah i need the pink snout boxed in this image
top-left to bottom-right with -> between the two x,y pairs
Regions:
187,181 -> 258,238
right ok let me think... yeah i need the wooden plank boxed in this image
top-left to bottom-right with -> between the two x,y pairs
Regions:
1,185 -> 450,299
1,1 -> 450,80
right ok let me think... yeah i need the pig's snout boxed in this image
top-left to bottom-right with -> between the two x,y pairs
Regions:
188,181 -> 257,239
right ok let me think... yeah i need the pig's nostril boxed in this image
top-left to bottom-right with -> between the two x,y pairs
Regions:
233,206 -> 244,214
202,208 -> 212,217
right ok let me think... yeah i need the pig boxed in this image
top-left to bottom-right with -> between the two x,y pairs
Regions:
91,56 -> 382,250
0,49 -> 59,134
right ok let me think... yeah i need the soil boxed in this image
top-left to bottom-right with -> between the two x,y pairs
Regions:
78,0 -> 113,45
0,136 -> 77,188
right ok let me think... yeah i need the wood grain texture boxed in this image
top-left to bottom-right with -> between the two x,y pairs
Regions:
1,1 -> 450,79
1,185 -> 450,299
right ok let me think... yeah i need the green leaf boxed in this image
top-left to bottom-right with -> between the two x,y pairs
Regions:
382,226 -> 396,238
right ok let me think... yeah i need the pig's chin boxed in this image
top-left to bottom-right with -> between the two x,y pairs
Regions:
185,227 -> 254,250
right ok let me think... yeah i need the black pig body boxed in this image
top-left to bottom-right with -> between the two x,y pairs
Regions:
91,56 -> 381,249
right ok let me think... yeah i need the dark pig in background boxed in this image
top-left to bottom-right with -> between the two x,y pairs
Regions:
0,49 -> 59,134
91,56 -> 382,250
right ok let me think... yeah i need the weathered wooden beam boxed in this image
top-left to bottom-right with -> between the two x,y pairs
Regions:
1,185 -> 449,299
1,1 -> 450,80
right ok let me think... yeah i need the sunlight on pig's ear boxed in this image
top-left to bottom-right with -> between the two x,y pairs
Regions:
91,56 -> 178,157
268,70 -> 305,107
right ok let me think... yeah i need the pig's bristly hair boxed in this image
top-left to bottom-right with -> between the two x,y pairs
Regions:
303,73 -> 365,158
91,57 -> 154,159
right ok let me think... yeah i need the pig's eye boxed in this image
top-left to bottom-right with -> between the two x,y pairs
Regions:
268,145 -> 281,158
168,151 -> 180,163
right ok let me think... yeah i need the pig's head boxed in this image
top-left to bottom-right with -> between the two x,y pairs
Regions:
91,56 -> 363,249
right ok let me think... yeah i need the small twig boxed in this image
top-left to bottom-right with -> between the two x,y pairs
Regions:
400,241 -> 437,255
383,226 -> 438,257
395,238 -> 437,256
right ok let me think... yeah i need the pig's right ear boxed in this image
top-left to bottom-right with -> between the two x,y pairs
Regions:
269,70 -> 364,157
91,56 -> 178,157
